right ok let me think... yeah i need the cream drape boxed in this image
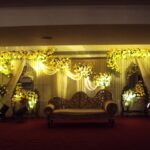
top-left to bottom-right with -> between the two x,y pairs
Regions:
1,60 -> 26,105
1,60 -> 26,116
110,59 -> 137,113
137,58 -> 150,96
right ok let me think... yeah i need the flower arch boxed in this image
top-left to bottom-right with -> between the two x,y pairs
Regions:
106,48 -> 150,75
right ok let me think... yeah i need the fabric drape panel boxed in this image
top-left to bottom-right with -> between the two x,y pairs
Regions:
110,59 -> 137,113
56,72 -> 68,98
65,59 -> 107,98
2,60 -> 26,104
28,60 -> 58,115
72,58 -> 107,97
137,58 -> 150,96
34,74 -> 58,115
2,60 -> 26,116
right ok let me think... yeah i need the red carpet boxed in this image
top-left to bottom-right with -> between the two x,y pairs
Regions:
0,117 -> 150,150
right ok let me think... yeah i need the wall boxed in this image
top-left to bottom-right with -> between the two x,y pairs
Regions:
0,5 -> 150,27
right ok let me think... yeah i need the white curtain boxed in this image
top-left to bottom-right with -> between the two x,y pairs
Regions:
1,60 -> 26,116
110,59 -> 137,113
1,60 -> 26,104
56,72 -> 67,98
137,58 -> 150,96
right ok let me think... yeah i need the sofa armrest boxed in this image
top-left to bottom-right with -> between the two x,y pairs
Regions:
103,100 -> 118,115
44,104 -> 55,116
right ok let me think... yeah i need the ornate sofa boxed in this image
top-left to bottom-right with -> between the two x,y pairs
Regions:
44,90 -> 118,127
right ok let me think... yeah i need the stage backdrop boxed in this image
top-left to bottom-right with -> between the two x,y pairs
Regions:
0,58 -> 149,116
28,58 -> 138,116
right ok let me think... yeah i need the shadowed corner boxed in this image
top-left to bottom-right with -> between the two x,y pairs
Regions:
0,104 -> 9,121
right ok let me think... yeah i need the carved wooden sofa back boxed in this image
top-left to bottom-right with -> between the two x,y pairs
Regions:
48,90 -> 112,109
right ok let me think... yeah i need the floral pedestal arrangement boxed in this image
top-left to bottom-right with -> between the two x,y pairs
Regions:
11,83 -> 39,118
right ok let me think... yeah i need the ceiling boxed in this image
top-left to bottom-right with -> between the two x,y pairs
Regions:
0,24 -> 150,57
0,25 -> 150,46
0,0 -> 150,7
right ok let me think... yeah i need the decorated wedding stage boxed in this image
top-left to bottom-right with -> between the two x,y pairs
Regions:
0,47 -> 150,117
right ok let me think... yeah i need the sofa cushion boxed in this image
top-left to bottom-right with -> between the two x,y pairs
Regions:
53,109 -> 105,115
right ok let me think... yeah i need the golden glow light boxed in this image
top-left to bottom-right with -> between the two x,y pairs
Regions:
34,60 -> 47,73
30,60 -> 57,76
